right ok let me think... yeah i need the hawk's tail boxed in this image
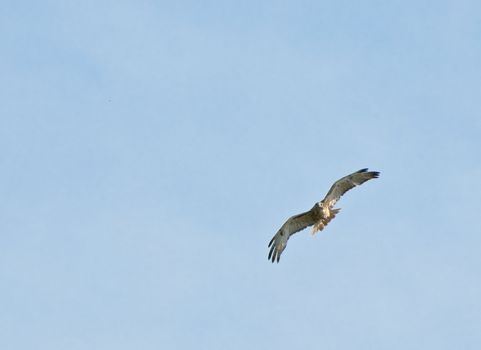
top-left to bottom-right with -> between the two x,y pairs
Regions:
311,208 -> 341,235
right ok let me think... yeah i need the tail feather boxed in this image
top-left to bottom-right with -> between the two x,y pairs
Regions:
311,208 -> 341,235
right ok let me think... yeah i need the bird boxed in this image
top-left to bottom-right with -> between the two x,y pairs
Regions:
268,168 -> 380,263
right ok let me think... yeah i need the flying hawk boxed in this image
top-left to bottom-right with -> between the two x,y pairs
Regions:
268,168 -> 380,263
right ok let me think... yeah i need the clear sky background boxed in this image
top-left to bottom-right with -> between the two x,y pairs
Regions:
1,1 -> 481,349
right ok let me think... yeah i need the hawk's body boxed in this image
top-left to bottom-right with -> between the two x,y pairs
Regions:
268,168 -> 380,263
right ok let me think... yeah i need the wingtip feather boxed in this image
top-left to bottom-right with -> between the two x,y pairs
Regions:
359,168 -> 380,178
268,244 -> 275,260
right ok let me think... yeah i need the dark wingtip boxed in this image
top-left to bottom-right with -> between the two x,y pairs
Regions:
359,168 -> 380,178
268,243 -> 276,261
269,246 -> 279,263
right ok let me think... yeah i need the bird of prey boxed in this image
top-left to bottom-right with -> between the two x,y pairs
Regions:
268,168 -> 380,263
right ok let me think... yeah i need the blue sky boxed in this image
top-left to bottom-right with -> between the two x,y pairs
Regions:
1,1 -> 481,349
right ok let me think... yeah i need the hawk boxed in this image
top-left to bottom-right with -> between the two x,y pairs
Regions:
268,168 -> 380,263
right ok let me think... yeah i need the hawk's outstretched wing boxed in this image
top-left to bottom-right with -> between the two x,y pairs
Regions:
322,168 -> 380,208
268,207 -> 317,263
